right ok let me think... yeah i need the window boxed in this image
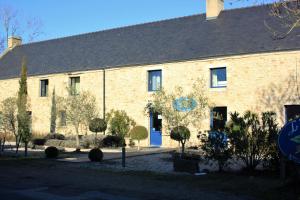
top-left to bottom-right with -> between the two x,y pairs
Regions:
210,107 -> 227,131
59,111 -> 67,126
285,105 -> 300,122
40,79 -> 49,97
211,67 -> 227,88
148,70 -> 162,91
70,77 -> 80,95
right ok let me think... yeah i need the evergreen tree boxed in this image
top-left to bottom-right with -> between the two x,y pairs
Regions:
17,58 -> 31,156
50,88 -> 56,134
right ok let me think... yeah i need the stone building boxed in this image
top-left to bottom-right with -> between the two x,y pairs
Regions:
1,0 -> 300,147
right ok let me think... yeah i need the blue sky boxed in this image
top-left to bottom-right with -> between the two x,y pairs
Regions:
0,0 -> 275,42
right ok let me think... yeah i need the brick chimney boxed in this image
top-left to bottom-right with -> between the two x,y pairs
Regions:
206,0 -> 224,20
7,36 -> 22,49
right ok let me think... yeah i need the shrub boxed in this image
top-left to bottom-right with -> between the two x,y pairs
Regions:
101,135 -> 125,148
88,148 -> 104,162
44,133 -> 65,140
129,126 -> 148,150
45,146 -> 59,158
225,111 -> 279,171
170,126 -> 190,154
45,139 -> 77,148
106,110 -> 136,138
80,135 -> 106,149
199,131 -> 232,172
32,138 -> 47,146
89,118 -> 107,137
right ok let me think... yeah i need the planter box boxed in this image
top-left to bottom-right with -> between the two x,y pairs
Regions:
173,156 -> 199,174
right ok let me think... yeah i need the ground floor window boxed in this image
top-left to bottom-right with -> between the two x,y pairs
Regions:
285,105 -> 300,122
210,107 -> 227,131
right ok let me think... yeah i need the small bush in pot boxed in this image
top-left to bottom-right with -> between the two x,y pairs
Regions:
45,146 -> 59,158
170,126 -> 190,155
88,148 -> 103,162
173,152 -> 199,174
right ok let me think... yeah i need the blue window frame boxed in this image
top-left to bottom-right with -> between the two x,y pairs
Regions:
211,67 -> 227,88
148,70 -> 162,91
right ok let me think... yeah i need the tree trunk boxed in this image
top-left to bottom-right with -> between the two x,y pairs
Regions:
15,136 -> 21,154
1,138 -> 5,152
24,142 -> 28,157
75,126 -> 80,152
181,141 -> 185,156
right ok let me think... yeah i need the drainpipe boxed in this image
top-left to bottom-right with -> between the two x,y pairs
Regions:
103,68 -> 106,135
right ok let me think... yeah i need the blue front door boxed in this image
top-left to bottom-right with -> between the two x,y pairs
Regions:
150,112 -> 162,146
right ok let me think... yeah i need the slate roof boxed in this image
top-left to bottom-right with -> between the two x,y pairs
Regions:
0,4 -> 300,80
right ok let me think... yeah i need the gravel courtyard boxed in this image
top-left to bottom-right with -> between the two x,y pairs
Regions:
0,158 -> 289,200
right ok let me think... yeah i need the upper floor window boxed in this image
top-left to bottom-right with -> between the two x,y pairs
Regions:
211,67 -> 227,88
70,77 -> 80,95
210,107 -> 227,131
40,79 -> 49,97
148,70 -> 162,91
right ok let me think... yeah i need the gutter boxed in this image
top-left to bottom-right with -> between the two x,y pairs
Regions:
103,68 -> 106,134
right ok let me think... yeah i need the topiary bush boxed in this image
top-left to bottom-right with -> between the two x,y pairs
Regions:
45,146 -> 59,158
171,126 -> 190,154
129,126 -> 148,150
88,148 -> 103,162
101,135 -> 125,148
44,133 -> 65,140
89,118 -> 107,137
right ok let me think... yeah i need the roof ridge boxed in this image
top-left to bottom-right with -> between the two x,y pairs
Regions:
19,13 -> 205,48
222,2 -> 273,13
18,3 -> 274,48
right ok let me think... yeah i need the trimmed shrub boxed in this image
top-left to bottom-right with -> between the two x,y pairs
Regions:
89,118 -> 107,136
32,138 -> 47,146
101,135 -> 124,148
88,148 -> 103,162
170,126 -> 190,154
129,126 -> 148,150
45,146 -> 59,158
44,133 -> 65,140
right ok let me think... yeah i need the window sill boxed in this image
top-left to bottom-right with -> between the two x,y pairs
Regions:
209,87 -> 227,92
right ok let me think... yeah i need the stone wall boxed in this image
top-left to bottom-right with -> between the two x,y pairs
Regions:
0,50 -> 299,147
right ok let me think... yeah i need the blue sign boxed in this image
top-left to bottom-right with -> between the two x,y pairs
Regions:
173,97 -> 197,112
278,118 -> 300,163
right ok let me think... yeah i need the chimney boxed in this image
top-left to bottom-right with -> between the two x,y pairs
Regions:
206,0 -> 224,20
7,36 -> 22,49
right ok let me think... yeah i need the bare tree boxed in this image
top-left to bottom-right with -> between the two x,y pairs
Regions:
0,5 -> 43,53
59,89 -> 98,151
230,0 -> 300,39
0,97 -> 18,153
